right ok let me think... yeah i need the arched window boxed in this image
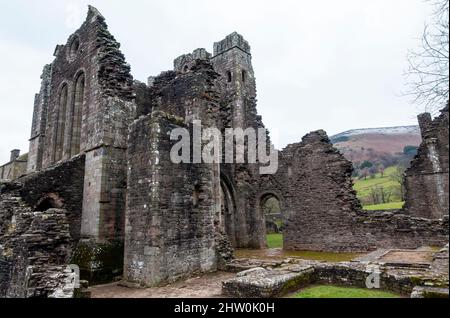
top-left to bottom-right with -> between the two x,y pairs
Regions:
227,71 -> 232,83
69,72 -> 85,156
54,84 -> 68,162
68,36 -> 80,61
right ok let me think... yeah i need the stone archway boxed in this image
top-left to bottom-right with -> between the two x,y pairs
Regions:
35,193 -> 64,212
220,174 -> 238,247
259,192 -> 284,249
261,194 -> 282,233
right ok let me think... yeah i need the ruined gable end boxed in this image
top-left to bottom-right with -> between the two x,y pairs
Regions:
404,104 -> 449,219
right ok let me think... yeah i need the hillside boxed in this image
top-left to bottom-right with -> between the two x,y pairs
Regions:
353,165 -> 404,209
331,125 -> 421,210
331,125 -> 421,171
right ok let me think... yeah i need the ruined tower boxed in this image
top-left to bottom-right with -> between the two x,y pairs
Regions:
211,33 -> 266,249
211,32 -> 257,129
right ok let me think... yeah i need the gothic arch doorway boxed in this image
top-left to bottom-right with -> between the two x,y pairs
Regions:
220,175 -> 237,247
260,192 -> 283,248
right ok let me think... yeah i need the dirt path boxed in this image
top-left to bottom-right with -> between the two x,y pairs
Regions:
89,271 -> 235,298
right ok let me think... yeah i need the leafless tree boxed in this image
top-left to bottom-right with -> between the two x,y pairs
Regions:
405,0 -> 449,114
370,185 -> 394,205
390,166 -> 407,200
370,186 -> 380,205
378,164 -> 385,177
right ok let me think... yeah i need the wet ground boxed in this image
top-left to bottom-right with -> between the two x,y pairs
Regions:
89,271 -> 234,298
88,246 -> 444,298
235,248 -> 362,262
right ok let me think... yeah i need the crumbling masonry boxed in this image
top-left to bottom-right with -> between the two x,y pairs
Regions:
0,6 -> 448,296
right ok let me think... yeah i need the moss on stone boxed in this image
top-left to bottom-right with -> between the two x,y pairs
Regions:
71,240 -> 123,285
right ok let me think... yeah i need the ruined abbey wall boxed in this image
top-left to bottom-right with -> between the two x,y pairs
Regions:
124,114 -> 218,286
26,6 -> 135,245
281,131 -> 370,252
282,130 -> 449,252
0,6 -> 448,296
0,181 -> 74,298
404,105 -> 449,219
19,155 -> 86,241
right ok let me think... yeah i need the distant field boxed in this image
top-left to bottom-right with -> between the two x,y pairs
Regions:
267,233 -> 283,248
364,202 -> 404,210
353,166 -> 404,209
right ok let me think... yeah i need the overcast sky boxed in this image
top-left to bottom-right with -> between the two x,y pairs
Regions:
0,0 -> 433,164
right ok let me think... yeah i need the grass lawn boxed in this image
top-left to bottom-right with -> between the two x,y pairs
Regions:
364,201 -> 404,210
290,285 -> 400,298
267,233 -> 283,248
353,165 -> 404,209
353,166 -> 400,197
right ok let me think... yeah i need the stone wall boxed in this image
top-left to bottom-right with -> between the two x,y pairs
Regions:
124,113 -> 218,286
37,6 -> 134,169
282,130 -> 368,252
0,182 -> 74,297
18,155 -> 85,241
24,6 -> 135,246
0,157 -> 27,182
27,65 -> 52,173
282,130 -> 449,252
404,104 -> 449,219
360,211 -> 448,249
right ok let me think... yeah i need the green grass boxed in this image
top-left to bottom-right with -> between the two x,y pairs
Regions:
267,233 -> 283,248
290,285 -> 400,298
364,202 -> 404,210
353,165 -> 403,209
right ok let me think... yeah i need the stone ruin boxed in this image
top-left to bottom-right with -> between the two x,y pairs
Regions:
404,104 -> 449,219
0,6 -> 448,297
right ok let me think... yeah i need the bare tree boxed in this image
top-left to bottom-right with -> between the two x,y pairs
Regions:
378,164 -> 385,177
405,0 -> 449,114
370,186 -> 381,205
390,166 -> 407,200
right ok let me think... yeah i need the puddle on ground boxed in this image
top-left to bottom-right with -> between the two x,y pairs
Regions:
235,248 -> 362,262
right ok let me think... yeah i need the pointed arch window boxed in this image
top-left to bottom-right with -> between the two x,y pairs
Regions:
69,72 -> 85,156
54,84 -> 68,162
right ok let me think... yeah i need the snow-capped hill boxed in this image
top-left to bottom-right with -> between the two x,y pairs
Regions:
331,125 -> 420,142
330,125 -> 421,165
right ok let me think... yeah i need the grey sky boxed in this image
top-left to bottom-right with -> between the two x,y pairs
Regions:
0,0 -> 433,164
